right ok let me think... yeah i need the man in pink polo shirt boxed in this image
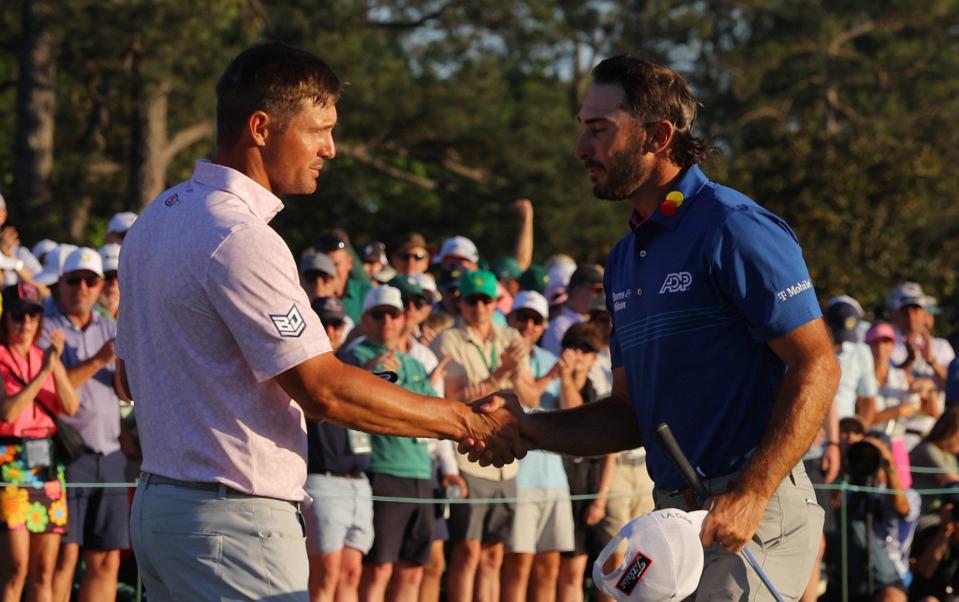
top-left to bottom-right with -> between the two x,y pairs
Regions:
115,43 -> 524,602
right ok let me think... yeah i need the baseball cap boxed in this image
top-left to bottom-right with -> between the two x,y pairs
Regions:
437,263 -> 467,292
887,282 -> 928,313
387,275 -> 426,303
314,229 -> 351,253
828,295 -> 865,319
34,244 -> 78,286
99,243 -> 121,273
388,232 -> 428,256
362,285 -> 404,314
107,211 -> 137,235
569,264 -> 604,289
435,236 -> 479,265
32,239 -> 58,261
62,247 -> 104,278
459,270 -> 498,299
311,296 -> 345,324
865,322 -> 896,344
410,273 -> 441,302
2,282 -> 44,315
825,301 -> 859,343
518,265 -> 549,294
510,291 -> 548,321
361,241 -> 387,265
545,262 -> 577,305
491,256 -> 522,282
593,509 -> 707,602
299,252 -> 336,278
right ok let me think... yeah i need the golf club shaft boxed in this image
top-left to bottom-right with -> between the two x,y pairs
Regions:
654,423 -> 785,602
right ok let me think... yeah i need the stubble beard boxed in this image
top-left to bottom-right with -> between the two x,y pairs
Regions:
590,132 -> 647,201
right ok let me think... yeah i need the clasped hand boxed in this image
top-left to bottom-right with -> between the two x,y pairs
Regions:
456,391 -> 530,468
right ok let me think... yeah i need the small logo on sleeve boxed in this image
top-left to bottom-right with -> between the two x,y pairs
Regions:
269,305 -> 306,338
776,279 -> 813,301
615,551 -> 653,594
659,272 -> 692,294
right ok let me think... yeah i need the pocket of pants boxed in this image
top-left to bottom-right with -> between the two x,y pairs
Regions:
150,531 -> 224,578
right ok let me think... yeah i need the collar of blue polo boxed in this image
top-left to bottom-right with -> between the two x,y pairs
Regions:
628,163 -> 710,232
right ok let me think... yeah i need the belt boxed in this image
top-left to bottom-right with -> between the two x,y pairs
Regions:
141,472 -> 225,491
617,455 -> 647,467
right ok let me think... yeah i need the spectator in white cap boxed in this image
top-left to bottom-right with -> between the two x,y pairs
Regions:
502,290 -> 575,602
0,194 -> 42,286
32,239 -> 58,266
543,261 -> 577,310
888,282 -> 955,387
105,211 -> 138,244
338,286 -> 440,601
434,236 -> 479,271
33,244 -> 78,296
95,244 -> 122,320
41,247 -> 130,602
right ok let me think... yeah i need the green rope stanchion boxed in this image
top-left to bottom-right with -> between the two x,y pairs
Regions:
840,478 -> 848,602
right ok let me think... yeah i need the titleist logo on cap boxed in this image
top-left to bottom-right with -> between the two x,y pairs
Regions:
616,551 -> 652,594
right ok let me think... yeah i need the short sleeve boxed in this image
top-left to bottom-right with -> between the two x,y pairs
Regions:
203,224 -> 331,382
711,208 -> 821,342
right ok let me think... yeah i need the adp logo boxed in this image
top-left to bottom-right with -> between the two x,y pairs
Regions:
659,272 -> 692,294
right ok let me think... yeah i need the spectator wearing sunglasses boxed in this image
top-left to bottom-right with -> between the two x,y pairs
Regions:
338,287 -> 438,601
541,264 -> 605,357
387,233 -> 431,277
430,269 -> 538,602
94,244 -> 121,320
315,230 -> 372,325
502,290 -> 575,602
40,248 -> 129,602
0,282 -> 79,602
388,275 -> 446,397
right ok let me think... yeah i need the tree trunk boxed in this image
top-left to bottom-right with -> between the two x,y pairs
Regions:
14,0 -> 57,237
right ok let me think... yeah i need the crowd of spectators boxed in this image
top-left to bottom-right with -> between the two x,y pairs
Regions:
4,188 -> 959,602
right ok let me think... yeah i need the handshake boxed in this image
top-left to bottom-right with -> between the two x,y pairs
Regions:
455,393 -> 537,468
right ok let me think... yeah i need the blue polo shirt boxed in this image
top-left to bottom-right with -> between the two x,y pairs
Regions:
605,164 -> 821,489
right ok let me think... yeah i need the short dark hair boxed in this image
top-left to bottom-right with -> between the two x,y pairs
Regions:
216,42 -> 342,147
592,55 -> 714,167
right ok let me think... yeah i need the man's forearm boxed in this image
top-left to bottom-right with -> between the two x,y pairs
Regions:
66,356 -> 109,389
278,355 -> 472,441
738,350 -> 840,500
526,395 -> 641,457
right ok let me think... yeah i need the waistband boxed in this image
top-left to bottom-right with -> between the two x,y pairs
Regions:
318,471 -> 366,480
653,461 -> 808,509
140,472 -> 299,507
616,454 -> 647,466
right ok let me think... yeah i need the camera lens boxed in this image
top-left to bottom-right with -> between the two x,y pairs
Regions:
845,441 -> 882,481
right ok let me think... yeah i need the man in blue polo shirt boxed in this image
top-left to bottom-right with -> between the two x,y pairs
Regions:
512,56 -> 841,601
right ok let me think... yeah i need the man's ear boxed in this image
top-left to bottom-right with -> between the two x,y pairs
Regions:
248,111 -> 271,147
644,120 -> 676,155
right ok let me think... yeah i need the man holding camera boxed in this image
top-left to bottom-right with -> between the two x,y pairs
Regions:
832,433 -> 920,602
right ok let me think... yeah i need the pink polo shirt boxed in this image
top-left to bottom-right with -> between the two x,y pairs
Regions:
116,161 -> 332,501
0,346 -> 58,437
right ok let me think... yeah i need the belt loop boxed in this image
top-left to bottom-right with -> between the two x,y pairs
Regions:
140,472 -> 151,487
217,483 -> 228,499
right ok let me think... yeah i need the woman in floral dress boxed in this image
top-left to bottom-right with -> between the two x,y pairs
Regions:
0,283 -> 78,601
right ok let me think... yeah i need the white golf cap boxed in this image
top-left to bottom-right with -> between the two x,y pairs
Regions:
99,243 -> 122,273
435,235 -> 479,264
62,247 -> 104,278
34,244 -> 78,286
886,282 -> 928,313
107,211 -> 138,235
510,290 -> 549,321
32,239 -> 58,260
362,285 -> 404,314
545,262 -> 577,305
410,273 -> 441,301
593,509 -> 707,602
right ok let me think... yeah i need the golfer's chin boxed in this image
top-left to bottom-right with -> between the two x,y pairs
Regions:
592,185 -> 629,202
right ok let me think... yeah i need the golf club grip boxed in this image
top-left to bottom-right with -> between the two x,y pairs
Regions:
655,423 -> 708,502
